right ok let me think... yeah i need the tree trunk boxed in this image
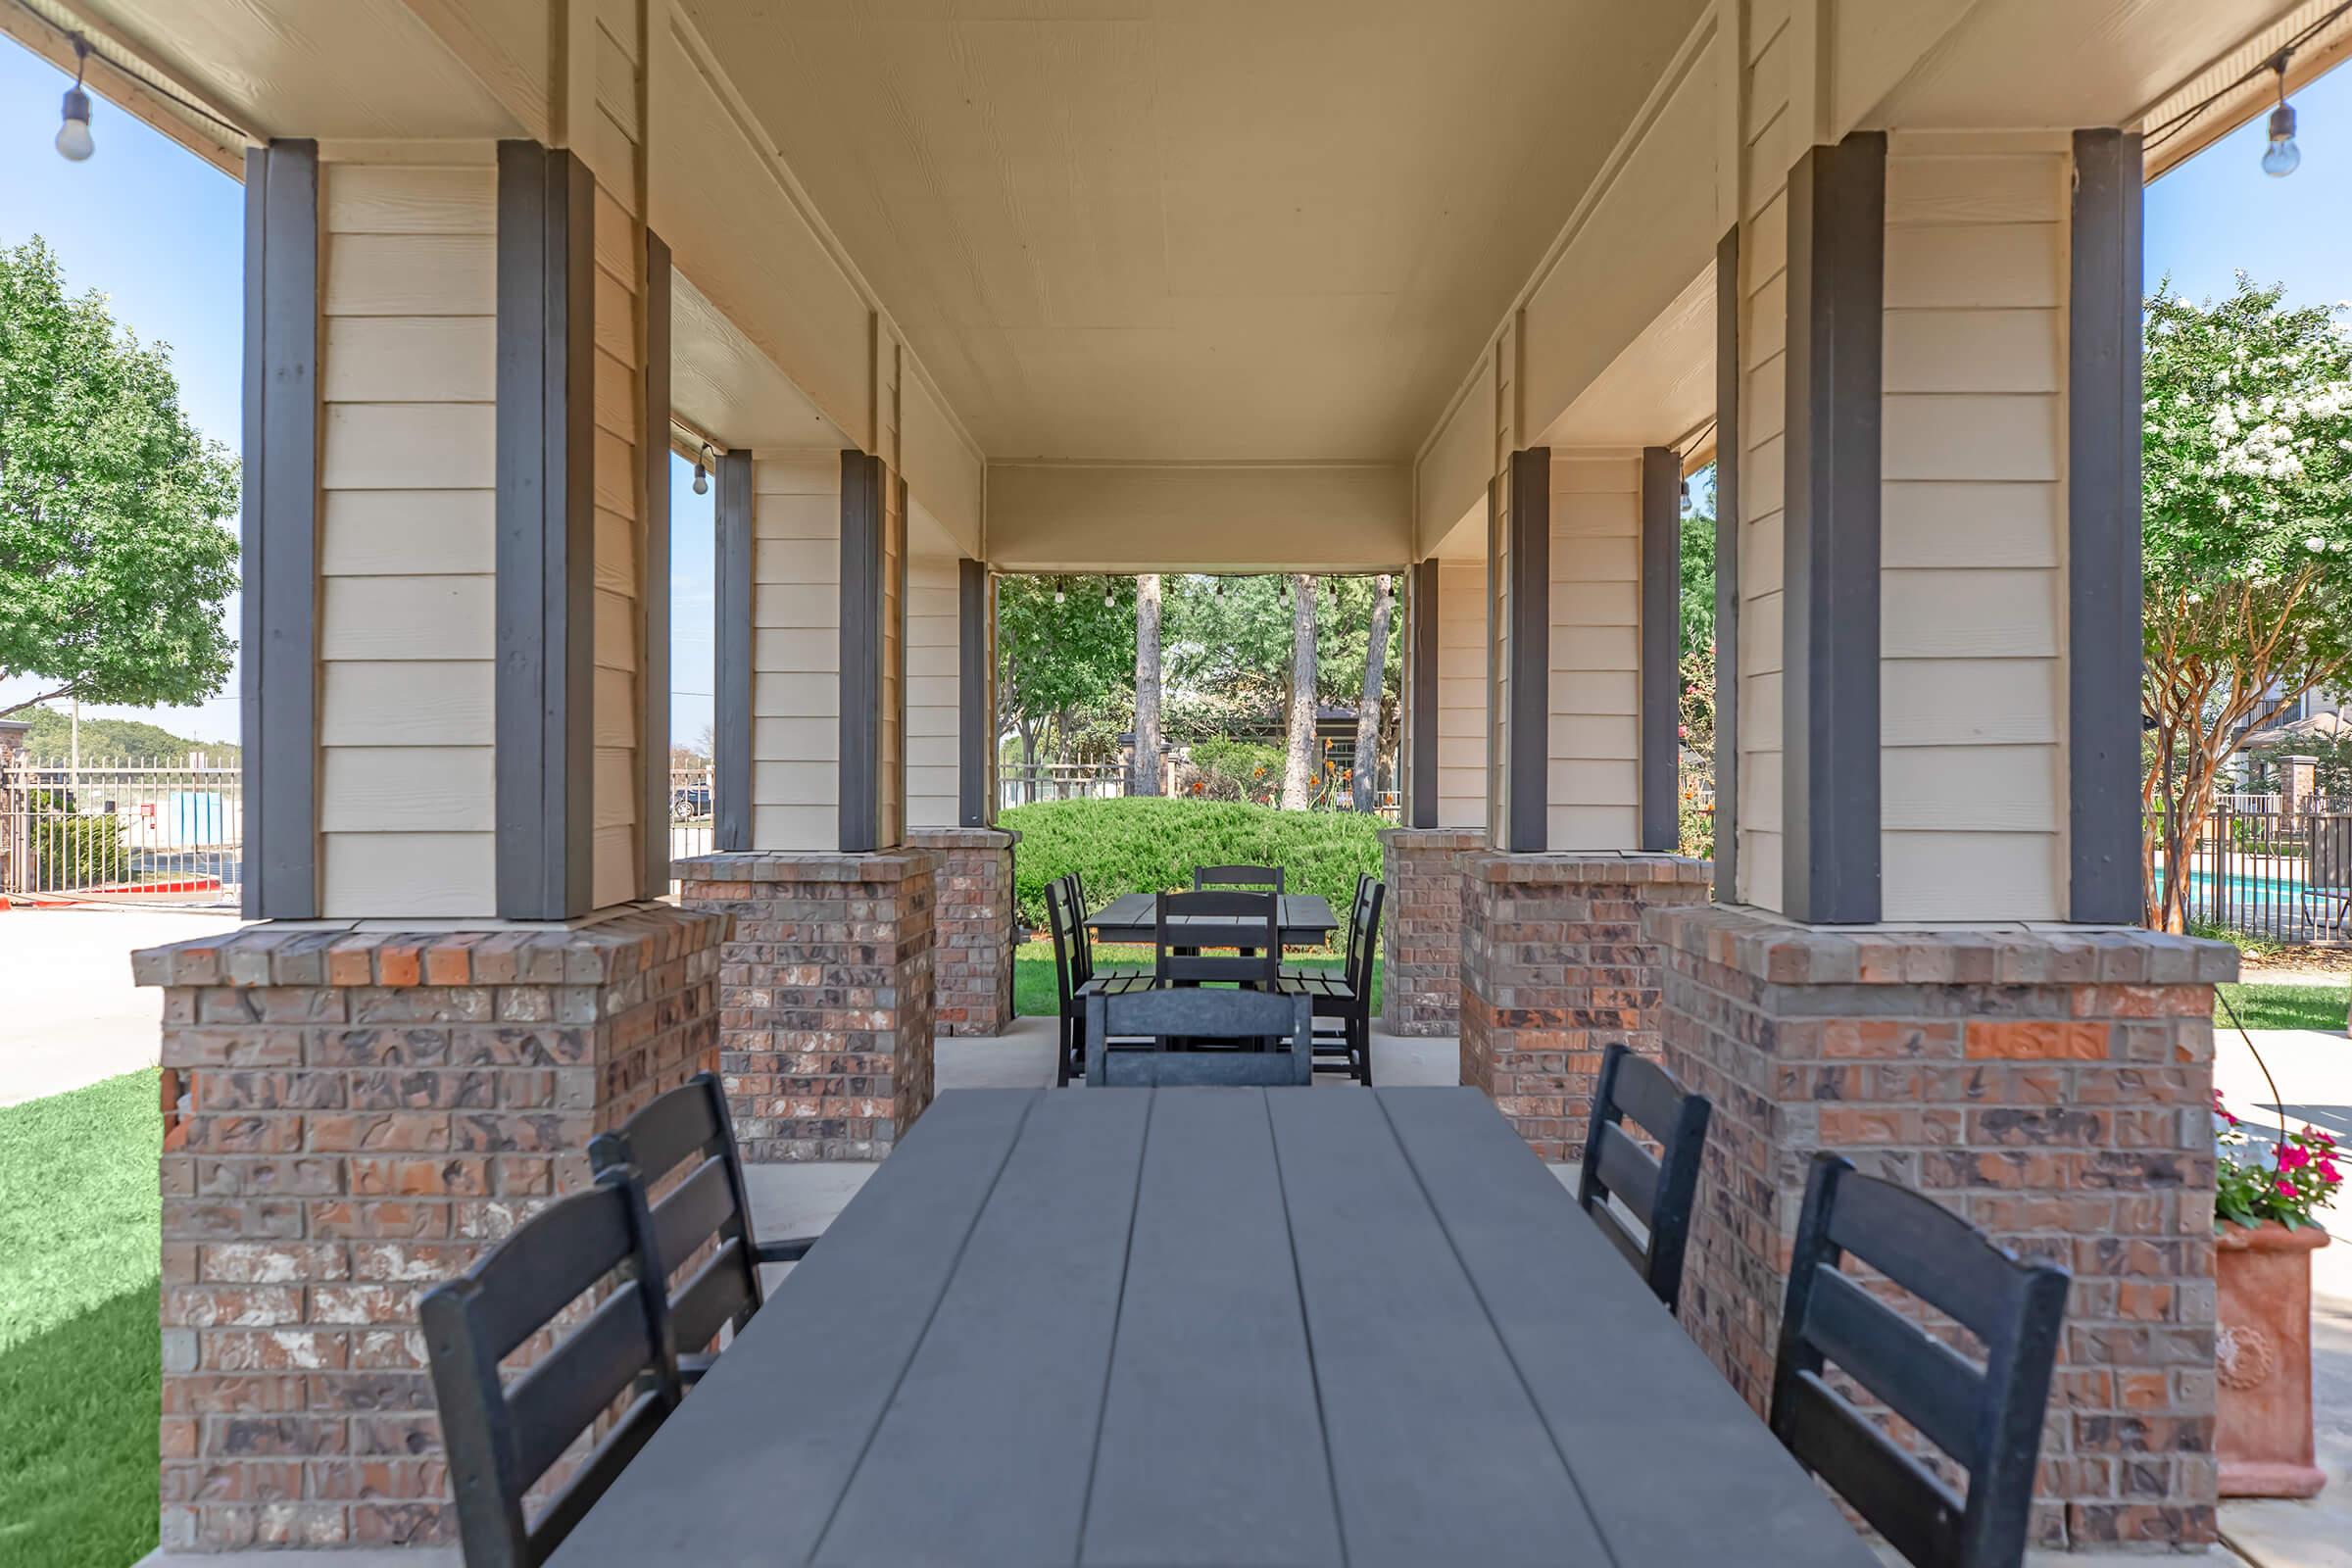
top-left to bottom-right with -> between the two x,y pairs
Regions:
1131,574 -> 1162,796
1352,574 -> 1392,811
1018,717 -> 1041,804
1281,574 -> 1319,809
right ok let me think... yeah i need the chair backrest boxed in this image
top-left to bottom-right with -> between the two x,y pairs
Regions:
2313,814 -> 2352,892
1085,987 -> 1314,1086
587,1072 -> 767,1351
1769,1153 -> 2071,1568
1575,1042 -> 1710,1312
1343,877 -> 1386,1011
1154,889 -> 1279,986
420,1168 -> 682,1568
1194,862 -> 1284,894
1045,873 -> 1084,1015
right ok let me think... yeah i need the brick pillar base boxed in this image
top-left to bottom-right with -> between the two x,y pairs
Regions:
1648,903 -> 2236,1551
1457,852 -> 1711,1158
131,903 -> 727,1551
906,827 -> 1017,1037
1378,828 -> 1486,1035
676,850 -> 935,1161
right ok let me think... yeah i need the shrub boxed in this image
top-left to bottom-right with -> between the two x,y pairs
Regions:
29,793 -> 126,889
1186,738 -> 1287,804
1001,796 -> 1384,941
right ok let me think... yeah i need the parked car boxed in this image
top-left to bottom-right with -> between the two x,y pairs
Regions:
670,784 -> 712,820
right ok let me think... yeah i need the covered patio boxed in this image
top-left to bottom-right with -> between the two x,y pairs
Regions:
25,0 -> 2347,1557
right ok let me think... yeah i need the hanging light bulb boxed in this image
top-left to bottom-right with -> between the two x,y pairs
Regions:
55,38 -> 94,163
2263,57 -> 2301,177
1212,577 -> 1224,598
691,444 -> 713,496
1102,580 -> 1115,608
1053,577 -> 1065,606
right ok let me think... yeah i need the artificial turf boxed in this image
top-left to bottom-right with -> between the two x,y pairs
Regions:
0,1069 -> 163,1568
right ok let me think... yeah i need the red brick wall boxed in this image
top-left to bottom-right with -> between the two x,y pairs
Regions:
1457,852 -> 1712,1160
1378,828 -> 1486,1035
134,905 -> 726,1551
678,849 -> 935,1160
907,828 -> 1015,1036
1649,904 -> 2234,1550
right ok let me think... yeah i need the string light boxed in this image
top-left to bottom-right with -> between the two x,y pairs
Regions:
54,37 -> 92,162
1053,577 -> 1065,606
2263,57 -> 2301,176
690,444 -> 713,495
1102,579 -> 1115,608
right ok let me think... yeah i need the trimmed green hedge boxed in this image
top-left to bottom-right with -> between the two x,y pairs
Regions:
1001,797 -> 1385,942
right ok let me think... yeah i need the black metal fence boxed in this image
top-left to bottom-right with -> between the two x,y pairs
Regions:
2157,801 -> 2352,944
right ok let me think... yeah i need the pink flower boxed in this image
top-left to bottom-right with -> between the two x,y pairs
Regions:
2279,1144 -> 2311,1170
2278,1178 -> 2300,1198
2321,1159 -> 2343,1185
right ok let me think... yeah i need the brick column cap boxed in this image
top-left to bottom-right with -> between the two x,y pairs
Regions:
673,849 -> 938,883
1380,827 -> 1488,851
1644,901 -> 2238,987
905,827 -> 1020,850
128,902 -> 729,990
1464,850 -> 1713,886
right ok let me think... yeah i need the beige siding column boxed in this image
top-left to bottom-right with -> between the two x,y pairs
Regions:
1435,558 -> 1488,828
1544,455 -> 1642,849
748,453 -> 844,849
316,150 -> 500,916
906,555 -> 961,830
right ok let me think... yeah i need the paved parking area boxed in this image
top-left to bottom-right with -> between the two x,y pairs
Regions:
0,904 -> 240,1107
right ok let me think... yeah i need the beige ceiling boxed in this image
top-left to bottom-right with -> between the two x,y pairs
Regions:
679,0 -> 1708,464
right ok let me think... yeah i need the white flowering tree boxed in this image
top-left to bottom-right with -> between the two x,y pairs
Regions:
2143,276 -> 2352,929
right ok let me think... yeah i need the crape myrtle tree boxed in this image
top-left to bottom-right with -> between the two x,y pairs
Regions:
2141,276 -> 2352,931
0,238 -> 239,717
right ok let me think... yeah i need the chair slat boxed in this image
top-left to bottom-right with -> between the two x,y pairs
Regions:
1779,1373 -> 1964,1568
1589,1120 -> 1661,1223
508,1279 -> 663,1489
522,1395 -> 670,1565
1193,863 -> 1284,892
650,1154 -> 738,1279
1603,1052 -> 1690,1145
606,1078 -> 724,1185
1587,1200 -> 1652,1281
1155,890 -> 1279,987
1086,988 -> 1314,1087
464,1188 -> 637,1362
668,1238 -> 758,1357
1822,1171 -> 2019,1334
1803,1266 -> 1984,1464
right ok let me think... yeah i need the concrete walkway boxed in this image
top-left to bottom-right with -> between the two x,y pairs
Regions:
2215,1025 -> 2352,1568
0,904 -> 240,1106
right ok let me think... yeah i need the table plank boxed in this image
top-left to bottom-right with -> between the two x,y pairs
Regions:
1090,892 -> 1336,947
544,1089 -> 1040,1567
1376,1087 -> 1882,1568
812,1090 -> 1152,1567
1264,1090 -> 1610,1567
1083,1089 -> 1344,1568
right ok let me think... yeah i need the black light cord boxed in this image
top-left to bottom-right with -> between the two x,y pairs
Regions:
2144,0 -> 2352,157
6,0 -> 250,140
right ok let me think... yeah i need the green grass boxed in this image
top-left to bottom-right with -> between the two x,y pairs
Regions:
2215,982 -> 2350,1033
1010,940 -> 1382,1018
0,1070 -> 163,1568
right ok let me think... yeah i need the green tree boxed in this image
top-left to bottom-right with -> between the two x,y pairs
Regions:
995,575 -> 1135,793
0,238 -> 239,717
2141,277 -> 2352,930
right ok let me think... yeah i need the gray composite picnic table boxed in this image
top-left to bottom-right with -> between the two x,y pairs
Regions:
548,1086 -> 1879,1568
1088,890 -> 1338,947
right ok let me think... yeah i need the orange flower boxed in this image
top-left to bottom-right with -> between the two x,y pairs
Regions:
1191,779 -> 1205,794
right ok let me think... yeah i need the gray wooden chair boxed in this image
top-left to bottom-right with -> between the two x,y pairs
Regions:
1277,874 -> 1383,1084
1085,985 -> 1315,1086
1770,1152 -> 2070,1568
586,1071 -> 814,1381
1153,888 -> 1279,989
419,1166 -> 682,1568
1048,874 -> 1153,1087
1574,1042 -> 1709,1311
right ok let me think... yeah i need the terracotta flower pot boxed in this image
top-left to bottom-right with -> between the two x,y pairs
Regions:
2216,1220 -> 2331,1498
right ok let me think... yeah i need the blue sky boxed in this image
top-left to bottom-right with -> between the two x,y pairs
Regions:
0,38 -> 2344,745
